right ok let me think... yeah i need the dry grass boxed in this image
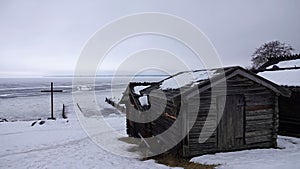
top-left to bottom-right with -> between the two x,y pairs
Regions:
118,137 -> 140,145
151,154 -> 217,169
119,137 -> 217,169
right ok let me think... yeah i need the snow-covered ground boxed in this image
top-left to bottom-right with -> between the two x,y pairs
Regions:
0,113 -> 172,169
191,136 -> 300,169
1,108 -> 300,169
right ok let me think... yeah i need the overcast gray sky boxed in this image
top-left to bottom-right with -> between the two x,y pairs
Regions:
0,0 -> 299,77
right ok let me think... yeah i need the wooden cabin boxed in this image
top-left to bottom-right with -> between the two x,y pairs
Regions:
120,66 -> 291,157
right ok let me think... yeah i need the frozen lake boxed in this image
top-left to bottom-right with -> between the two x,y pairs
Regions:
0,76 -> 164,121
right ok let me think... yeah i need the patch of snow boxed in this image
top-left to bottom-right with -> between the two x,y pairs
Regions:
119,103 -> 126,107
76,85 -> 92,91
266,65 -> 279,69
0,94 -> 12,97
191,136 -> 300,169
277,59 -> 300,68
110,97 -> 120,102
267,59 -> 300,69
138,95 -> 149,106
160,70 -> 217,90
134,85 -> 150,95
259,69 -> 300,86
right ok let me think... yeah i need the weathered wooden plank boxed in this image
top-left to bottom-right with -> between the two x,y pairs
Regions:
246,119 -> 274,125
243,90 -> 274,96
246,108 -> 274,116
189,133 -> 216,140
213,86 -> 268,93
245,104 -> 273,111
246,123 -> 274,132
245,99 -> 274,106
187,148 -> 219,157
187,104 -> 216,111
246,114 -> 274,121
196,114 -> 217,121
150,101 -> 174,110
245,135 -> 273,144
189,121 -> 217,129
235,142 -> 274,150
245,130 -> 273,137
188,127 -> 217,136
245,93 -> 274,100
226,81 -> 255,86
188,142 -> 217,149
151,126 -> 178,137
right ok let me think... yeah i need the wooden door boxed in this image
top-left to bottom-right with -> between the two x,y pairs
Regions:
217,95 -> 245,150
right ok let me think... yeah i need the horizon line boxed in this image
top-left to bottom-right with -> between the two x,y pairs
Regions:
0,74 -> 170,78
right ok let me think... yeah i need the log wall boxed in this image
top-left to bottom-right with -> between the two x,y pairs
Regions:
184,75 -> 278,157
279,90 -> 300,137
125,75 -> 279,157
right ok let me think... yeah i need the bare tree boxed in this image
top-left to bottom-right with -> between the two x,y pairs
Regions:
251,40 -> 294,71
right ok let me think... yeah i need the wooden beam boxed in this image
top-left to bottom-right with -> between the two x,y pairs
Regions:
41,82 -> 63,120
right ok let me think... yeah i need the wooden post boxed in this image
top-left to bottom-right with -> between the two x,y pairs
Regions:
50,82 -> 54,119
41,82 -> 63,120
62,104 -> 67,119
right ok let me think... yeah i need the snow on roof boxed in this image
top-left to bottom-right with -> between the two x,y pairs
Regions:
277,59 -> 300,68
138,95 -> 149,106
133,85 -> 150,95
160,70 -> 218,90
267,59 -> 300,69
259,69 -> 300,86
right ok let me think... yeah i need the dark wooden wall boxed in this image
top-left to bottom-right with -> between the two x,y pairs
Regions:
126,101 -> 151,138
279,90 -> 300,137
184,75 -> 278,157
125,75 -> 279,157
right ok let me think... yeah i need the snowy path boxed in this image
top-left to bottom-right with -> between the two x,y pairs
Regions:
191,136 -> 300,169
0,115 -> 172,169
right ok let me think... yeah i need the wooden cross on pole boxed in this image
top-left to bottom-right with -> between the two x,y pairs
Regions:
41,82 -> 63,120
